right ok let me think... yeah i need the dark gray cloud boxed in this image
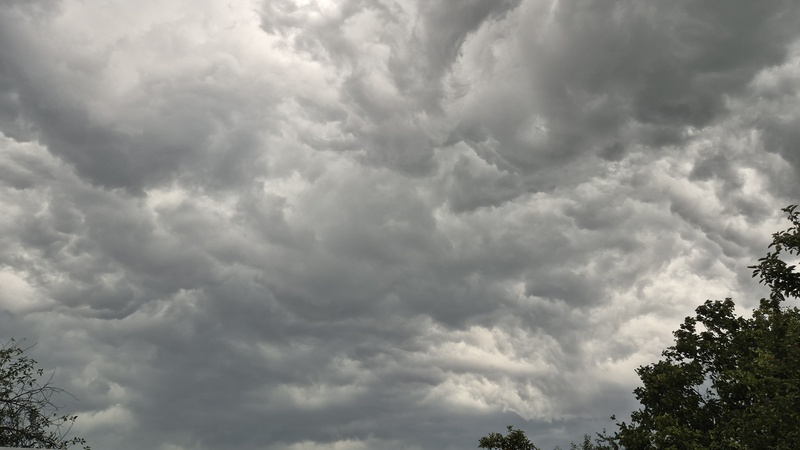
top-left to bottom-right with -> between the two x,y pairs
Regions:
1,1 -> 798,449
447,0 -> 800,201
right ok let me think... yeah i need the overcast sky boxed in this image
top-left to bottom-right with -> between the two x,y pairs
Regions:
1,1 -> 800,449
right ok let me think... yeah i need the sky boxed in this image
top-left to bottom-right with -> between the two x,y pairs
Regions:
1,1 -> 800,449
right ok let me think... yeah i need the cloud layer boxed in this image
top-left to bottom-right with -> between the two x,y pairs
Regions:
2,1 -> 800,448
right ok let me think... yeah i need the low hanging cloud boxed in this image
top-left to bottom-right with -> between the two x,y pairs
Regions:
1,1 -> 800,449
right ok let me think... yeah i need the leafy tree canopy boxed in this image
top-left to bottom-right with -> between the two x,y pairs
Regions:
0,340 -> 90,449
478,428 -> 611,450
610,205 -> 800,449
480,205 -> 800,450
478,425 -> 539,450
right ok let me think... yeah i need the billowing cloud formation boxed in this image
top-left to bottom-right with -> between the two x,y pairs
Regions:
1,1 -> 799,449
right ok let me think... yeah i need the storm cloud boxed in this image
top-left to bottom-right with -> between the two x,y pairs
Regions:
1,1 -> 799,449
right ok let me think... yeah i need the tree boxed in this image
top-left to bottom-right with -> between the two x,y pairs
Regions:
478,205 -> 800,449
478,427 -> 613,450
0,340 -> 90,449
478,425 -> 539,450
610,205 -> 800,449
750,204 -> 800,301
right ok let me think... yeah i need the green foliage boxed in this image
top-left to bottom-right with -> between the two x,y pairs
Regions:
479,428 -> 614,450
478,425 -> 539,450
0,340 -> 90,449
609,205 -> 800,449
479,206 -> 800,450
751,204 -> 800,301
